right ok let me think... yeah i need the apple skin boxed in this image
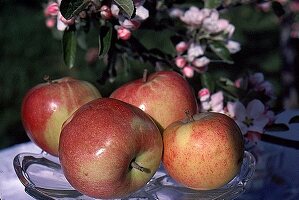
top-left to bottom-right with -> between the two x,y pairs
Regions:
21,77 -> 101,156
162,112 -> 244,190
110,71 -> 198,130
59,98 -> 163,199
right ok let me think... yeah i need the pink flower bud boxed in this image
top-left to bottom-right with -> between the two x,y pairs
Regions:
175,41 -> 188,53
182,66 -> 194,78
100,5 -> 112,20
234,78 -> 243,88
175,57 -> 187,68
117,27 -> 131,40
46,18 -> 56,28
198,88 -> 210,102
44,2 -> 59,17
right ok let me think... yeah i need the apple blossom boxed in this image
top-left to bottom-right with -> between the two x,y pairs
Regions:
117,26 -> 132,40
111,2 -> 149,39
136,6 -> 149,20
175,56 -> 187,68
226,40 -> 241,54
217,19 -> 230,32
175,41 -> 189,53
111,4 -> 120,17
182,66 -> 194,78
187,43 -> 204,62
46,18 -> 56,28
100,5 -> 112,20
192,56 -> 210,68
198,88 -> 224,113
180,6 -> 205,27
44,2 -> 59,17
198,88 -> 210,102
169,8 -> 184,18
202,10 -> 221,33
120,19 -> 141,30
224,24 -> 235,38
249,72 -> 274,97
226,99 -> 270,135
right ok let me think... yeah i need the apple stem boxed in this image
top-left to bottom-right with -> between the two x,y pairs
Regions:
43,75 -> 52,84
142,69 -> 148,83
185,110 -> 194,122
131,161 -> 147,173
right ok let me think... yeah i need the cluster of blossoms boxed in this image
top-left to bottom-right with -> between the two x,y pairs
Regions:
198,72 -> 275,138
170,7 -> 241,78
44,0 -> 74,31
43,0 -> 149,40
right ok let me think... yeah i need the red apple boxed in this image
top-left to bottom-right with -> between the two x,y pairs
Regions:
110,70 -> 198,129
162,112 -> 244,190
59,98 -> 163,199
21,76 -> 101,156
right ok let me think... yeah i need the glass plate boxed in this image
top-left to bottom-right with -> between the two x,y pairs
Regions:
13,151 -> 256,200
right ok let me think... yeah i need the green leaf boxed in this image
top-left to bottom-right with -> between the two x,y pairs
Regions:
216,78 -> 245,99
204,0 -> 222,9
114,0 -> 135,18
209,41 -> 233,64
289,115 -> 299,124
265,123 -> 289,132
63,26 -> 77,68
60,0 -> 90,20
99,23 -> 113,58
200,72 -> 215,92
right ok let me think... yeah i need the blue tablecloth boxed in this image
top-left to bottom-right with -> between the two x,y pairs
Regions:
1,110 -> 299,200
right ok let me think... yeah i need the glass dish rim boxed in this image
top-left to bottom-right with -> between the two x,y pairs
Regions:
13,150 -> 256,200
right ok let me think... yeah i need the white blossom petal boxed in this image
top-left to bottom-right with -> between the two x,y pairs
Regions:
136,6 -> 149,20
234,101 -> 246,121
236,120 -> 248,135
187,43 -> 204,61
246,99 -> 265,119
192,56 -> 210,68
253,115 -> 269,129
57,12 -> 67,31
248,124 -> 265,133
226,40 -> 241,54
210,91 -> 224,107
201,101 -> 211,111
